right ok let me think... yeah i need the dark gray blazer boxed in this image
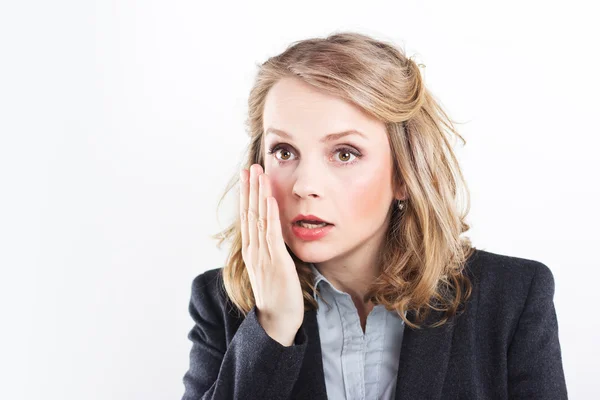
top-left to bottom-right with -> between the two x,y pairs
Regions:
181,248 -> 568,399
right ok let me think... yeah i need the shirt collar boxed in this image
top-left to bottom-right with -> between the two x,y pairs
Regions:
309,262 -> 329,299
309,262 -> 408,319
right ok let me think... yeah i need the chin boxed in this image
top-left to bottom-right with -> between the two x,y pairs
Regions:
286,240 -> 334,264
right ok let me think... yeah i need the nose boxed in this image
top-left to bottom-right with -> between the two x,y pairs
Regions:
292,159 -> 325,200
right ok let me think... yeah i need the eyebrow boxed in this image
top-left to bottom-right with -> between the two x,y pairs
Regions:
265,127 -> 367,143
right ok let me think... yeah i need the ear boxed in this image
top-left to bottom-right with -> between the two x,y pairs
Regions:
394,181 -> 408,201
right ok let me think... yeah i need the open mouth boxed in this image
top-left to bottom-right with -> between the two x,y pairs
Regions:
293,220 -> 333,229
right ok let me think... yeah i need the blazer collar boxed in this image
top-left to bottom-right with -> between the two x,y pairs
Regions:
291,306 -> 457,399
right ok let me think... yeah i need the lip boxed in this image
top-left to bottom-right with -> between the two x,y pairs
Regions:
291,214 -> 333,224
291,223 -> 334,241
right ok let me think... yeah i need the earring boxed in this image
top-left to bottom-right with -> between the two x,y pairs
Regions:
397,200 -> 404,210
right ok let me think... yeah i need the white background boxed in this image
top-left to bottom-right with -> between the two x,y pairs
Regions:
1,0 -> 598,399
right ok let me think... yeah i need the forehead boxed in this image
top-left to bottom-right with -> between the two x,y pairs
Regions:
262,77 -> 387,142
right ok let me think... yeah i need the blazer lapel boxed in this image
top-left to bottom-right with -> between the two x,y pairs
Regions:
291,307 -> 456,400
394,309 -> 457,400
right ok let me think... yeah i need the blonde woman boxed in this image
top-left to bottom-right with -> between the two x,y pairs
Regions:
181,32 -> 568,399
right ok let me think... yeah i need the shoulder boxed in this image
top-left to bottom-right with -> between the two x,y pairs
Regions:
188,267 -> 229,317
190,266 -> 224,293
468,247 -> 555,287
466,247 -> 556,308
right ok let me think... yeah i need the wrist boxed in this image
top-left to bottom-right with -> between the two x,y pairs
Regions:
257,312 -> 300,347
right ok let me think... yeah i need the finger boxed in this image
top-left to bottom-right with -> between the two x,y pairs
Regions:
248,164 -> 262,252
239,168 -> 249,250
266,195 -> 286,261
258,172 -> 271,259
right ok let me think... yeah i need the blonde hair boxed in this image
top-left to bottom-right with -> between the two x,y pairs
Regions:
211,31 -> 475,329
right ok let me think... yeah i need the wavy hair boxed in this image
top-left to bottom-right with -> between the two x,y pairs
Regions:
211,31 -> 475,329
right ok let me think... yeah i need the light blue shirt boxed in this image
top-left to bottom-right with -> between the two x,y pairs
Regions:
310,263 -> 406,400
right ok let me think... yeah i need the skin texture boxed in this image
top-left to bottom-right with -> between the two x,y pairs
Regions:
261,77 -> 407,327
240,164 -> 306,345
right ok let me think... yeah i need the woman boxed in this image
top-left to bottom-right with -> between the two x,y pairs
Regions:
181,32 -> 568,399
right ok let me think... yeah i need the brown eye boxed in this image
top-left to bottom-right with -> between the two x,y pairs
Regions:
279,150 -> 291,160
267,144 -> 296,162
338,151 -> 351,162
267,143 -> 361,167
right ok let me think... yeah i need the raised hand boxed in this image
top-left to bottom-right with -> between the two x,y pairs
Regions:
239,164 -> 305,346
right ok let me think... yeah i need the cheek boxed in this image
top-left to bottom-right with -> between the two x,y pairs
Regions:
266,173 -> 287,207
342,168 -> 391,220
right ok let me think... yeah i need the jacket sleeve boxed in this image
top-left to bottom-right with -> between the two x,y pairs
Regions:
181,271 -> 308,400
507,262 -> 568,399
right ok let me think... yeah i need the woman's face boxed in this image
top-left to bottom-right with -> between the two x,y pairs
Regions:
262,77 -> 400,263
